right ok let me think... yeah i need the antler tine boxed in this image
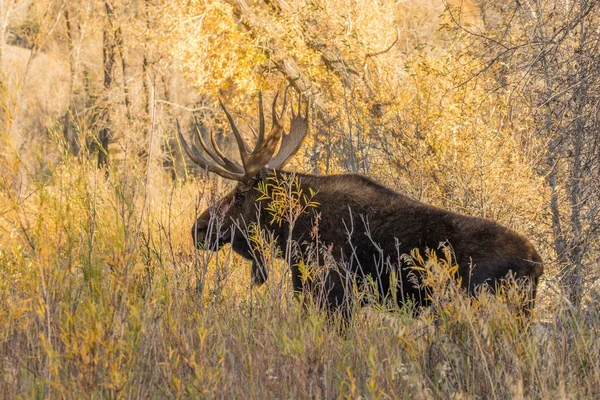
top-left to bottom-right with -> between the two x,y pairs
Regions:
209,127 -> 231,162
278,85 -> 291,121
267,92 -> 311,170
240,92 -> 285,178
194,122 -> 226,169
269,90 -> 285,126
219,99 -> 253,171
293,87 -> 301,117
257,92 -> 265,144
176,119 -> 244,180
194,123 -> 245,173
248,124 -> 259,139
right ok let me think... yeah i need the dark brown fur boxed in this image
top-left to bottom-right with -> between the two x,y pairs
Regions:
192,170 -> 543,320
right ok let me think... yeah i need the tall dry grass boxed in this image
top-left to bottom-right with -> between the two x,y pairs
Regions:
0,140 -> 598,399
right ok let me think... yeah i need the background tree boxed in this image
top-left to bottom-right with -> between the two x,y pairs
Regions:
447,0 -> 600,307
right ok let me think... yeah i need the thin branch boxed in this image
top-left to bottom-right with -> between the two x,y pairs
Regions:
365,27 -> 399,58
155,99 -> 214,112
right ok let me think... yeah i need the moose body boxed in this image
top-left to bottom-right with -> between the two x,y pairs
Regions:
193,170 -> 543,318
179,91 -> 543,321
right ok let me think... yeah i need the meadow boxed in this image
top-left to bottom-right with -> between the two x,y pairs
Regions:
0,145 -> 598,399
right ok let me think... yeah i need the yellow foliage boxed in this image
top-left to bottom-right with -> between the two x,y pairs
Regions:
157,0 -> 267,97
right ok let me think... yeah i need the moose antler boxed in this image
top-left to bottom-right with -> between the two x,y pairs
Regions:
178,90 -> 310,182
268,91 -> 311,169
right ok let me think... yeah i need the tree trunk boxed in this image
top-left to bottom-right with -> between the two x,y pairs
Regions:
99,22 -> 115,168
561,1 -> 593,307
62,8 -> 81,156
104,0 -> 132,121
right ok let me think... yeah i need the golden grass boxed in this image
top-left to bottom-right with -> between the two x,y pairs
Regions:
0,153 -> 598,399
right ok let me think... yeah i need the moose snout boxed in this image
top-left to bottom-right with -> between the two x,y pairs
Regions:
191,220 -> 207,247
191,217 -> 231,250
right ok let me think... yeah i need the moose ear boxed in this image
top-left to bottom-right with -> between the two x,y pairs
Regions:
258,168 -> 269,181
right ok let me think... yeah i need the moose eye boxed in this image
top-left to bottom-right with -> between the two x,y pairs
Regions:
234,192 -> 245,203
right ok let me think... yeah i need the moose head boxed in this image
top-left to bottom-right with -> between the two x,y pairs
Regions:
177,90 -> 310,285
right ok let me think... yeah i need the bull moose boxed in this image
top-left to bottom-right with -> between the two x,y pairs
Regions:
178,90 -> 543,322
